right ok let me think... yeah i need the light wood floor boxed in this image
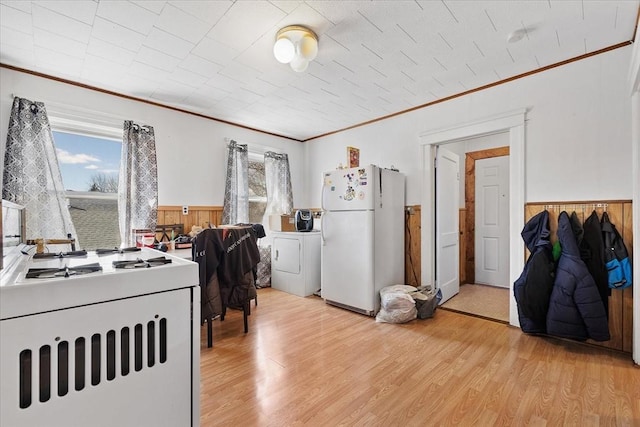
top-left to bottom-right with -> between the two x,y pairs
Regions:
200,288 -> 639,426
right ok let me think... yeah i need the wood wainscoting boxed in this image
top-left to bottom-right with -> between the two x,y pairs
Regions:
157,205 -> 223,239
525,200 -> 633,353
405,206 -> 421,287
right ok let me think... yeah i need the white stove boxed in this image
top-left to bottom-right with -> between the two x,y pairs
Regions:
0,245 -> 200,427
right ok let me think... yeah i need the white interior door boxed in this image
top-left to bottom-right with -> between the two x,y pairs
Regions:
436,147 -> 460,304
475,156 -> 510,287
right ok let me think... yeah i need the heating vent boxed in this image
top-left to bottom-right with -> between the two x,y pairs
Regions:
18,317 -> 167,409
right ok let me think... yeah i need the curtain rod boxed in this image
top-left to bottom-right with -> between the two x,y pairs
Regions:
224,137 -> 282,155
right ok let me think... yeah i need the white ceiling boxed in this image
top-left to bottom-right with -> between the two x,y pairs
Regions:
0,1 -> 638,141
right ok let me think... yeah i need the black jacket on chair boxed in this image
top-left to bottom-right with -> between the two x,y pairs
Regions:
193,227 -> 261,321
546,212 -> 610,341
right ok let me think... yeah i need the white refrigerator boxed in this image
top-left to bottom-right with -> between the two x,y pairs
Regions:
321,165 -> 405,315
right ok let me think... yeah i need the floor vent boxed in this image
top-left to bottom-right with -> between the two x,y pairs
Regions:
18,316 -> 167,409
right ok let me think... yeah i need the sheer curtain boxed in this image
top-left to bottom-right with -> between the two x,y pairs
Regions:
222,140 -> 249,225
262,151 -> 293,231
2,97 -> 78,243
118,120 -> 158,247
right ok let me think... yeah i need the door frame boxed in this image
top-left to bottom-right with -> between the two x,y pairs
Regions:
464,146 -> 510,285
420,109 -> 526,327
629,42 -> 639,365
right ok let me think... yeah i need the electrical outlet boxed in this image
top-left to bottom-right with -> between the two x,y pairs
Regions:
182,205 -> 189,215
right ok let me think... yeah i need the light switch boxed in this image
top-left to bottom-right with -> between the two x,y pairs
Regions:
182,205 -> 188,215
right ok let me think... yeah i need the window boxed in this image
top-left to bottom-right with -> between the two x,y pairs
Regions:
52,130 -> 122,250
247,152 -> 266,224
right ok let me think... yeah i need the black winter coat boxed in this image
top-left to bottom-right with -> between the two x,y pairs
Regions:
546,212 -> 610,341
580,211 -> 609,316
513,210 -> 555,334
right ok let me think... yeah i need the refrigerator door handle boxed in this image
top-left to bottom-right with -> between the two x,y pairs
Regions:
321,184 -> 327,211
379,168 -> 383,208
320,211 -> 326,245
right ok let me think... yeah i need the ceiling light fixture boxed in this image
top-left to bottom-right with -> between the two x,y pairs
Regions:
507,28 -> 526,43
273,25 -> 318,72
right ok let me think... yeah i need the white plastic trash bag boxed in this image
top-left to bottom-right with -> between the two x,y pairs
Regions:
375,285 -> 418,323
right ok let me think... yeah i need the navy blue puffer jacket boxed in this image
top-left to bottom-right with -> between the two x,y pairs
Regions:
513,210 -> 555,334
546,212 -> 610,341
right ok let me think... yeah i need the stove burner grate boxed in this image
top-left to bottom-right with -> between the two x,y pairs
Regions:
33,250 -> 88,259
95,247 -> 141,255
25,263 -> 103,279
112,257 -> 172,269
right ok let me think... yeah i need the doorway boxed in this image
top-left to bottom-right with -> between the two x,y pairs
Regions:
437,137 -> 511,322
419,109 -> 527,327
463,144 -> 510,288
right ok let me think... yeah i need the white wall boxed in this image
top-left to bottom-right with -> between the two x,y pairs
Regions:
0,68 -> 305,208
304,45 -> 634,207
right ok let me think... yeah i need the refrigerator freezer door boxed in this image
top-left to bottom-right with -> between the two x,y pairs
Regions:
321,210 -> 375,313
322,165 -> 375,211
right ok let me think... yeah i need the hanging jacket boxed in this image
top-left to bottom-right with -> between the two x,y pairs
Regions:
581,211 -> 609,315
601,212 -> 633,290
569,211 -> 585,249
513,210 -> 555,334
193,227 -> 260,321
194,229 -> 224,324
547,212 -> 610,341
569,211 -> 609,318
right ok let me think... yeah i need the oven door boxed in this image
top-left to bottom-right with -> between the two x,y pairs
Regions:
0,289 -> 194,427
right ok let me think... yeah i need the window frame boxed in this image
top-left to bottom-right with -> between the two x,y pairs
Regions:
247,151 -> 267,224
47,105 -> 125,249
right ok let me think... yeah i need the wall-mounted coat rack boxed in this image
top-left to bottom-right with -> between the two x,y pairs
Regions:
524,200 -> 633,354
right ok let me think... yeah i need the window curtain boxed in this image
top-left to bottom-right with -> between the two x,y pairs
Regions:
118,120 -> 158,247
2,97 -> 78,243
262,151 -> 293,228
222,140 -> 249,225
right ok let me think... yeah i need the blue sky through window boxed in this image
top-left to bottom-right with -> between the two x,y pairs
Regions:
52,131 -> 121,192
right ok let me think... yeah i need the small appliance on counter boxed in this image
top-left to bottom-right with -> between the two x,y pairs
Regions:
295,209 -> 314,232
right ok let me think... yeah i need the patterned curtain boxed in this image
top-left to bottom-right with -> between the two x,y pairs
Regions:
221,140 -> 249,224
262,151 -> 293,224
118,121 -> 158,247
2,97 -> 78,242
